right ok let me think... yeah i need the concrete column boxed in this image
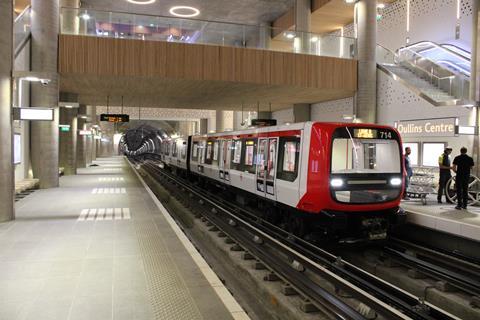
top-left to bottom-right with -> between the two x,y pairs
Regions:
470,0 -> 480,177
259,23 -> 271,49
199,118 -> 208,134
76,105 -> 87,168
30,0 -> 60,189
60,0 -> 80,34
215,110 -> 234,132
295,0 -> 312,53
257,111 -> 271,119
355,0 -> 377,123
88,105 -> 97,161
59,107 -> 78,175
0,0 -> 14,222
293,103 -> 310,122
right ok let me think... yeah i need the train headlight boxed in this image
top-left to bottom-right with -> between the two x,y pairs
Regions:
390,178 -> 402,186
330,178 -> 343,187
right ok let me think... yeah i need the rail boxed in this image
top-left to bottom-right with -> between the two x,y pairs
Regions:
135,155 -> 459,320
60,7 -> 356,60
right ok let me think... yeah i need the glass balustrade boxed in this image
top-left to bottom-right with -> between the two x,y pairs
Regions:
14,5 -> 31,52
60,7 -> 356,60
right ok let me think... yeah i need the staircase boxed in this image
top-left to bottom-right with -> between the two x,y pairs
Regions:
377,44 -> 471,106
381,64 -> 456,103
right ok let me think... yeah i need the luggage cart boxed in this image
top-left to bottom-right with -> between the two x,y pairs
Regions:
406,166 -> 437,205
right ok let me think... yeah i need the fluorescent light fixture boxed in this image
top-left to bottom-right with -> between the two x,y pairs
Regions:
64,105 -> 73,109
59,124 -> 70,128
127,0 -> 156,4
79,115 -> 87,119
79,130 -> 93,136
81,12 -> 90,20
18,108 -> 54,121
310,36 -> 319,42
342,114 -> 355,120
390,178 -> 402,186
21,76 -> 51,84
377,3 -> 385,9
169,6 -> 200,18
330,178 -> 343,187
345,0 -> 355,3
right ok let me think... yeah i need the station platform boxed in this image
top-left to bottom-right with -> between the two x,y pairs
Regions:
401,195 -> 480,242
0,156 -> 247,320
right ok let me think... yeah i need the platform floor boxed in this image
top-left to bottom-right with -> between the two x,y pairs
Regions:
0,156 -> 244,320
401,195 -> 480,242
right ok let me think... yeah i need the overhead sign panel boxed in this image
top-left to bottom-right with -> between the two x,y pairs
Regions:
395,118 -> 457,137
14,108 -> 54,121
100,114 -> 129,123
79,130 -> 93,136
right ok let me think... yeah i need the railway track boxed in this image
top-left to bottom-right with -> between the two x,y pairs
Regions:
133,156 -> 460,320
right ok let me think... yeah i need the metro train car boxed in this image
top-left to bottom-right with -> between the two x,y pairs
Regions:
159,122 -> 406,241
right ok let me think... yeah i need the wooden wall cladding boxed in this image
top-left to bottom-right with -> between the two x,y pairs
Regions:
59,35 -> 357,92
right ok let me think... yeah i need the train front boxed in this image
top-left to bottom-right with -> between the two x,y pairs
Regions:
305,123 -> 406,241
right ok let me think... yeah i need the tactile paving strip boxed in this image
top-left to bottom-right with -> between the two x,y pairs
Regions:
134,220 -> 204,320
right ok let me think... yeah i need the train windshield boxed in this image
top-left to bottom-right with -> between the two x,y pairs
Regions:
330,127 -> 402,204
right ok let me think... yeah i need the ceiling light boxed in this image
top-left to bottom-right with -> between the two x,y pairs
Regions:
345,0 -> 356,3
377,3 -> 385,9
65,105 -> 73,109
283,31 -> 296,39
127,0 -> 156,4
169,6 -> 200,18
310,36 -> 318,42
80,12 -> 90,20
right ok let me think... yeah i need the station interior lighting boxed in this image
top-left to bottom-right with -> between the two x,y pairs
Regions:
169,6 -> 200,18
127,0 -> 156,4
80,12 -> 90,20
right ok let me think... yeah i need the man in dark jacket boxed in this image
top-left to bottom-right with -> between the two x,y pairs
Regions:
403,147 -> 413,200
437,147 -> 453,204
452,147 -> 475,210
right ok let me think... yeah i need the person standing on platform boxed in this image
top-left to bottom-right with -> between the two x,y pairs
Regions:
403,147 -> 413,200
437,147 -> 453,204
452,147 -> 474,210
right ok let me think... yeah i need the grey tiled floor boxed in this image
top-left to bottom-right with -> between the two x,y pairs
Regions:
0,157 -> 233,320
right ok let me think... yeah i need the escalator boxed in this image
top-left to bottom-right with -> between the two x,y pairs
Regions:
377,41 -> 472,106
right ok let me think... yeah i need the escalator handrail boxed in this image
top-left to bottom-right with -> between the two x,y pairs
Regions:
400,40 -> 470,63
14,5 -> 31,23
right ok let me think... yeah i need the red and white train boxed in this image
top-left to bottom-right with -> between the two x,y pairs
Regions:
158,121 -> 406,240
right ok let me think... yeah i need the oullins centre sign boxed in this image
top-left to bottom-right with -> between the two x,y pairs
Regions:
395,118 -> 458,137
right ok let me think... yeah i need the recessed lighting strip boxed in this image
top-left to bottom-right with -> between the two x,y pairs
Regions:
169,6 -> 200,18
127,0 -> 156,4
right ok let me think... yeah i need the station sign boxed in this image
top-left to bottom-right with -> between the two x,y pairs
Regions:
100,114 -> 129,123
395,118 -> 457,137
13,107 -> 54,121
59,125 -> 70,132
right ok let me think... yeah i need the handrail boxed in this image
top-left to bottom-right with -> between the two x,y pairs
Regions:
60,6 -> 356,41
14,5 -> 31,23
401,40 -> 470,62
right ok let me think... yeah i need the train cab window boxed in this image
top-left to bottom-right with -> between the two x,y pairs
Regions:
192,142 -> 199,161
212,141 -> 219,166
244,140 -> 256,174
231,140 -> 243,171
181,142 -> 187,159
277,137 -> 300,182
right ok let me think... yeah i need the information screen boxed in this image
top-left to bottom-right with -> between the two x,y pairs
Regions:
100,114 -> 129,123
353,128 -> 393,140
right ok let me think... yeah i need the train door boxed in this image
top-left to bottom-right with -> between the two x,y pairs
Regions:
256,138 -> 278,200
219,139 -> 231,182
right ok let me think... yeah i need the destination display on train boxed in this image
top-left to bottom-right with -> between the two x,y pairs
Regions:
353,128 -> 393,139
100,114 -> 129,123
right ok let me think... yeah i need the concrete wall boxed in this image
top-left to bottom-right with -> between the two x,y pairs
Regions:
272,108 -> 294,125
310,97 -> 354,122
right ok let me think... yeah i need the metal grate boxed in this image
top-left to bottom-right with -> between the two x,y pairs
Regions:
134,220 -> 204,320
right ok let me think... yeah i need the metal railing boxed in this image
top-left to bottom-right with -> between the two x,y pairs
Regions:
60,7 -> 357,60
377,44 -> 471,105
14,5 -> 31,56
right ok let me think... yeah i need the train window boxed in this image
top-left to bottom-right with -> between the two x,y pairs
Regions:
199,140 -> 206,164
192,142 -> 199,161
231,140 -> 243,171
267,139 -> 277,180
243,140 -> 256,174
181,142 -> 187,159
165,142 -> 170,156
172,142 -> 178,157
205,140 -> 214,165
277,137 -> 300,182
